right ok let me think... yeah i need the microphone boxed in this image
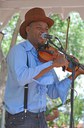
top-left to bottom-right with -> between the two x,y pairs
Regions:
41,33 -> 53,39
41,33 -> 64,50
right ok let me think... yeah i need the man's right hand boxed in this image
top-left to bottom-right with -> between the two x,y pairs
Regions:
52,53 -> 69,69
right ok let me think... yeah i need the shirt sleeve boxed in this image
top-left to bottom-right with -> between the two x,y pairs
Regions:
7,45 -> 53,86
47,75 -> 72,104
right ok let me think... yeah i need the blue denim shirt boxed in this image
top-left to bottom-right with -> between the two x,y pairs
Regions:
4,40 -> 72,114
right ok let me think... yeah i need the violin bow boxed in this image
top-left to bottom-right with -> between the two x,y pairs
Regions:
65,16 -> 70,52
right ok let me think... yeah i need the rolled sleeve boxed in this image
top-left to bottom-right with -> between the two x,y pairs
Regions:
56,78 -> 72,104
47,78 -> 72,104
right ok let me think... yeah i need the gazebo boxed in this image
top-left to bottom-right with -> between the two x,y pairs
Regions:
0,0 -> 84,30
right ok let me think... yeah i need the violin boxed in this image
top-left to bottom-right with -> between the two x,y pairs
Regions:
37,43 -> 84,72
37,43 -> 58,62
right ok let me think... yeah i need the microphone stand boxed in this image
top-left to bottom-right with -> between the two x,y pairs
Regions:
47,38 -> 84,128
70,65 -> 75,128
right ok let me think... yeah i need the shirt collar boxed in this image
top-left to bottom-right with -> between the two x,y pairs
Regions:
23,40 -> 34,52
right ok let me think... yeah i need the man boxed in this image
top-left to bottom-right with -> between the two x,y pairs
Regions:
4,7 -> 84,128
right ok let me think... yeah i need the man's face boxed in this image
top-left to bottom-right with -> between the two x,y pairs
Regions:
26,21 -> 49,48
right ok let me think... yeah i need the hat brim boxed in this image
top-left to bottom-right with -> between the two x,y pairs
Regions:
19,17 -> 54,39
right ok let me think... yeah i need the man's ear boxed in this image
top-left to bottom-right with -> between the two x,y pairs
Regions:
26,26 -> 30,33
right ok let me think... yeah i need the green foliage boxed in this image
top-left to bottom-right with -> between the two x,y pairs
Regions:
46,96 -> 84,127
49,13 -> 84,64
1,13 -> 20,57
74,96 -> 84,123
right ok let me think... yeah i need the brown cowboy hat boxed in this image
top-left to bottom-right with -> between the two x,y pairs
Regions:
19,7 -> 54,39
